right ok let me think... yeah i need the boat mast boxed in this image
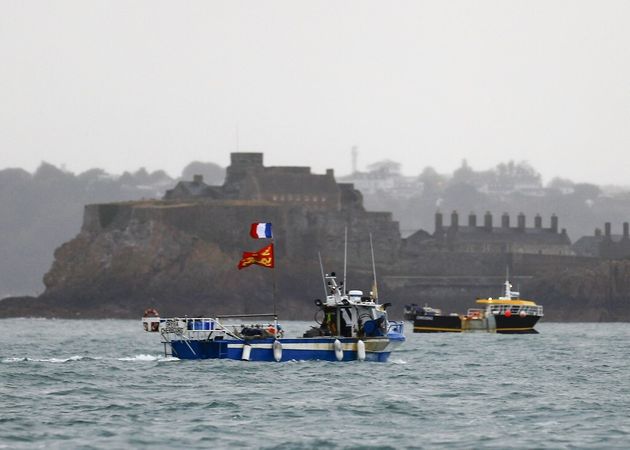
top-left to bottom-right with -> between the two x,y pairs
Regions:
343,226 -> 348,295
318,252 -> 328,299
370,233 -> 378,302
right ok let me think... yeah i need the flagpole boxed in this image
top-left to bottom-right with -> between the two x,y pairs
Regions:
243,222 -> 278,338
343,226 -> 348,295
272,237 -> 278,338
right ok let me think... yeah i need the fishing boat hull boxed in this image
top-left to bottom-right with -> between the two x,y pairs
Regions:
413,314 -> 540,333
169,335 -> 405,362
413,315 -> 463,332
493,314 -> 541,334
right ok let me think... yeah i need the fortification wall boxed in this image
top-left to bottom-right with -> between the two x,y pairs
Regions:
81,200 -> 402,266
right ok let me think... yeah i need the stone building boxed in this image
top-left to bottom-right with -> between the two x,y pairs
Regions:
573,222 -> 630,258
163,174 -> 223,199
404,211 -> 573,256
165,153 -> 348,210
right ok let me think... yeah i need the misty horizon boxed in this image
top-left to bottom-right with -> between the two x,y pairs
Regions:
2,1 -> 629,185
3,156 -> 630,191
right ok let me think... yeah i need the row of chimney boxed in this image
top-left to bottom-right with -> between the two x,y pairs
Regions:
435,211 -> 559,233
596,222 -> 630,240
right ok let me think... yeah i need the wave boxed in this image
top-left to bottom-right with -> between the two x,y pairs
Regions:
116,354 -> 179,362
2,354 -> 179,364
1,355 -> 102,363
389,358 -> 408,365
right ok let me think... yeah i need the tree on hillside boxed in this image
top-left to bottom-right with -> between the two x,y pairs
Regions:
451,159 -> 476,185
181,161 -> 225,185
418,166 -> 446,194
366,160 -> 401,176
495,161 -> 542,185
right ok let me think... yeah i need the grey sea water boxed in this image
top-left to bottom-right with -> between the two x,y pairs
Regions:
1,319 -> 630,449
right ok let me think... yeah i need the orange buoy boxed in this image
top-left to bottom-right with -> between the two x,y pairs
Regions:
504,309 -> 512,317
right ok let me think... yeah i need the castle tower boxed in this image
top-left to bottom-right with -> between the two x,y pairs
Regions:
551,214 -> 558,233
224,153 -> 265,189
501,212 -> 510,229
468,212 -> 477,227
535,214 -> 542,229
230,152 -> 264,169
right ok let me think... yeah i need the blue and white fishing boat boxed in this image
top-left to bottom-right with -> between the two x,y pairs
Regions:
142,271 -> 405,362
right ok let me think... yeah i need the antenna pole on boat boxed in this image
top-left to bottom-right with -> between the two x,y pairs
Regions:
343,226 -> 348,295
504,265 -> 511,299
318,252 -> 327,299
369,233 -> 378,302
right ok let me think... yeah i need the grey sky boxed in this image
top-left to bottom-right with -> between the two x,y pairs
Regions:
1,1 -> 629,184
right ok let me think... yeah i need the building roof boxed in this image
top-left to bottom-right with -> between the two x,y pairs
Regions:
176,181 -> 209,196
573,234 -> 624,256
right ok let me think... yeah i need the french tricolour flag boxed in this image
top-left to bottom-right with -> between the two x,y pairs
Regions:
250,222 -> 273,239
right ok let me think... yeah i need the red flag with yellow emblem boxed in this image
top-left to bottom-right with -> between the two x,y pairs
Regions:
237,244 -> 274,270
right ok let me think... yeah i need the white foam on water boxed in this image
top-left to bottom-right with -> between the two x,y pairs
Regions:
390,358 -> 408,365
117,354 -> 179,362
1,357 -> 28,363
2,355 -> 101,363
158,356 -> 180,362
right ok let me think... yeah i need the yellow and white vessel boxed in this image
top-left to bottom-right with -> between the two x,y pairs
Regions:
412,279 -> 543,333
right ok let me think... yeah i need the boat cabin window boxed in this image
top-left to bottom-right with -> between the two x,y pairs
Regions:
340,308 -> 353,337
321,307 -> 353,337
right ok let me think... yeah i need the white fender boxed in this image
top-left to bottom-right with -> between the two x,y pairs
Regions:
241,343 -> 252,361
334,339 -> 344,361
357,339 -> 366,361
273,340 -> 282,362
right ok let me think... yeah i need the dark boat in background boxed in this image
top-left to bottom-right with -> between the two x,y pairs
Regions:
410,280 -> 543,333
403,304 -> 442,321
